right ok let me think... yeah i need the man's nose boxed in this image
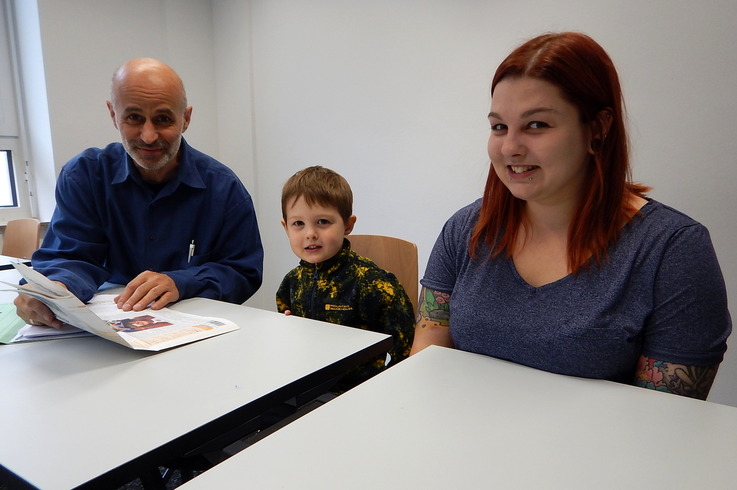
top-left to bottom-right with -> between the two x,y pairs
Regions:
140,120 -> 158,144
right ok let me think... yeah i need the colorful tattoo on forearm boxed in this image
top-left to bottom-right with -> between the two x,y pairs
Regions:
417,288 -> 450,327
634,356 -> 718,400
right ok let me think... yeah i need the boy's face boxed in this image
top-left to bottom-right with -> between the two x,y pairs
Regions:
282,196 -> 356,264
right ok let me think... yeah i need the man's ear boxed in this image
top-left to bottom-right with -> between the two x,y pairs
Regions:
344,215 -> 357,235
107,101 -> 119,129
182,106 -> 193,133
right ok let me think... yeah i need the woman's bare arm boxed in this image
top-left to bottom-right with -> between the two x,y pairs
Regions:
410,286 -> 454,355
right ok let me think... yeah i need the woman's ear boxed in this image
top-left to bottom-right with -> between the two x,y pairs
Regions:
588,108 -> 613,154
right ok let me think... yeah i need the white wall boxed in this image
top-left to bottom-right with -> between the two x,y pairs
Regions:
211,0 -> 257,194
31,0 -> 737,406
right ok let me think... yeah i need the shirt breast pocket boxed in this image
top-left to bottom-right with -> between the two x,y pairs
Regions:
187,251 -> 212,266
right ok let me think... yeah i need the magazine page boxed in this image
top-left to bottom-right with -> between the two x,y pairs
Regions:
11,323 -> 92,342
10,262 -> 72,298
0,299 -> 91,345
87,295 -> 239,351
5,285 -> 131,346
7,263 -> 240,351
0,274 -> 127,345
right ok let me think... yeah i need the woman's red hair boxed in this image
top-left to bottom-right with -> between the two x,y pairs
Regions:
470,32 -> 649,272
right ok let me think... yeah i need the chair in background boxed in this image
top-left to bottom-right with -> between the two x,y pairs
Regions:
348,234 -> 419,313
2,218 -> 41,260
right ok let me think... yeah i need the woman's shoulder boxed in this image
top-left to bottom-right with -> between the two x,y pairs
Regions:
452,198 -> 483,218
638,198 -> 703,230
622,198 -> 714,253
442,198 -> 483,232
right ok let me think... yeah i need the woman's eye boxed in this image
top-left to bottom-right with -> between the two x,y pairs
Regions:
527,121 -> 549,129
490,123 -> 506,132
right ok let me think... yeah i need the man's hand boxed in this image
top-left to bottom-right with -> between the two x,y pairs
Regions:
114,271 -> 180,312
14,288 -> 65,329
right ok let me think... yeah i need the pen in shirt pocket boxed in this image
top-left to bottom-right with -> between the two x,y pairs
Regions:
188,240 -> 195,263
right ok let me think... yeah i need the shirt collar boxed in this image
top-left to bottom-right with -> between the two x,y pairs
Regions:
111,138 -> 206,190
299,238 -> 353,271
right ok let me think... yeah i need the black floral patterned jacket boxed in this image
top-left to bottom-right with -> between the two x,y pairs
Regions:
276,239 -> 415,387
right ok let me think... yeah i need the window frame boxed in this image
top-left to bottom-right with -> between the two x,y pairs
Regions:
0,147 -> 19,207
0,0 -> 36,224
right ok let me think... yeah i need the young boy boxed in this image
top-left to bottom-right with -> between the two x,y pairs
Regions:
277,166 -> 415,389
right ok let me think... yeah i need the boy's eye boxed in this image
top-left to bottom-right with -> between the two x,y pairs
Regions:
291,220 -> 304,227
317,219 -> 331,225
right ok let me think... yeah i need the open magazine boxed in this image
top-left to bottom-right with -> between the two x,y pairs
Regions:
1,262 -> 239,351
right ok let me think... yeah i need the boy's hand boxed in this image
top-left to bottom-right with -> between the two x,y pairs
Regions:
283,310 -> 292,316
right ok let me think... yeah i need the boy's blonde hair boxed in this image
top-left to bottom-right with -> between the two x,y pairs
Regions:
281,166 -> 353,222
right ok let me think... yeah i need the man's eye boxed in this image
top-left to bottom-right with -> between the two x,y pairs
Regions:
126,114 -> 144,123
155,116 -> 174,125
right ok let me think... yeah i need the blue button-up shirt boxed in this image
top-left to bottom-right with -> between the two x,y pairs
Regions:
32,139 -> 263,303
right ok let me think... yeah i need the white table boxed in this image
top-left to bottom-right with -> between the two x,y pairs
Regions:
0,294 -> 391,489
181,345 -> 737,489
0,255 -> 30,271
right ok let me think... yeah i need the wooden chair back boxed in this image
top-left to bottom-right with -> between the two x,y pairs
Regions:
348,234 -> 419,313
2,218 -> 41,259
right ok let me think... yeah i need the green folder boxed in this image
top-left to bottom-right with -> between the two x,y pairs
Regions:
0,303 -> 25,344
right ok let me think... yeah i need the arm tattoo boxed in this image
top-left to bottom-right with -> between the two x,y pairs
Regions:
634,356 -> 718,400
416,287 -> 450,328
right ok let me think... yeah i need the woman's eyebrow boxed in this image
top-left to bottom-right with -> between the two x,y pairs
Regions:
488,107 -> 558,119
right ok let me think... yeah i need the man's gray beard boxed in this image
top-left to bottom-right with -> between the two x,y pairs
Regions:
124,135 -> 181,172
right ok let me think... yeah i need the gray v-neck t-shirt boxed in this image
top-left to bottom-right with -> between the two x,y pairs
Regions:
422,198 -> 731,382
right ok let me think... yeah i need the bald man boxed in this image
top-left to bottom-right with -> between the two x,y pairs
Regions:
15,58 -> 263,328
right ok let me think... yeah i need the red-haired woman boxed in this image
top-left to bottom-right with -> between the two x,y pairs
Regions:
410,32 -> 731,400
